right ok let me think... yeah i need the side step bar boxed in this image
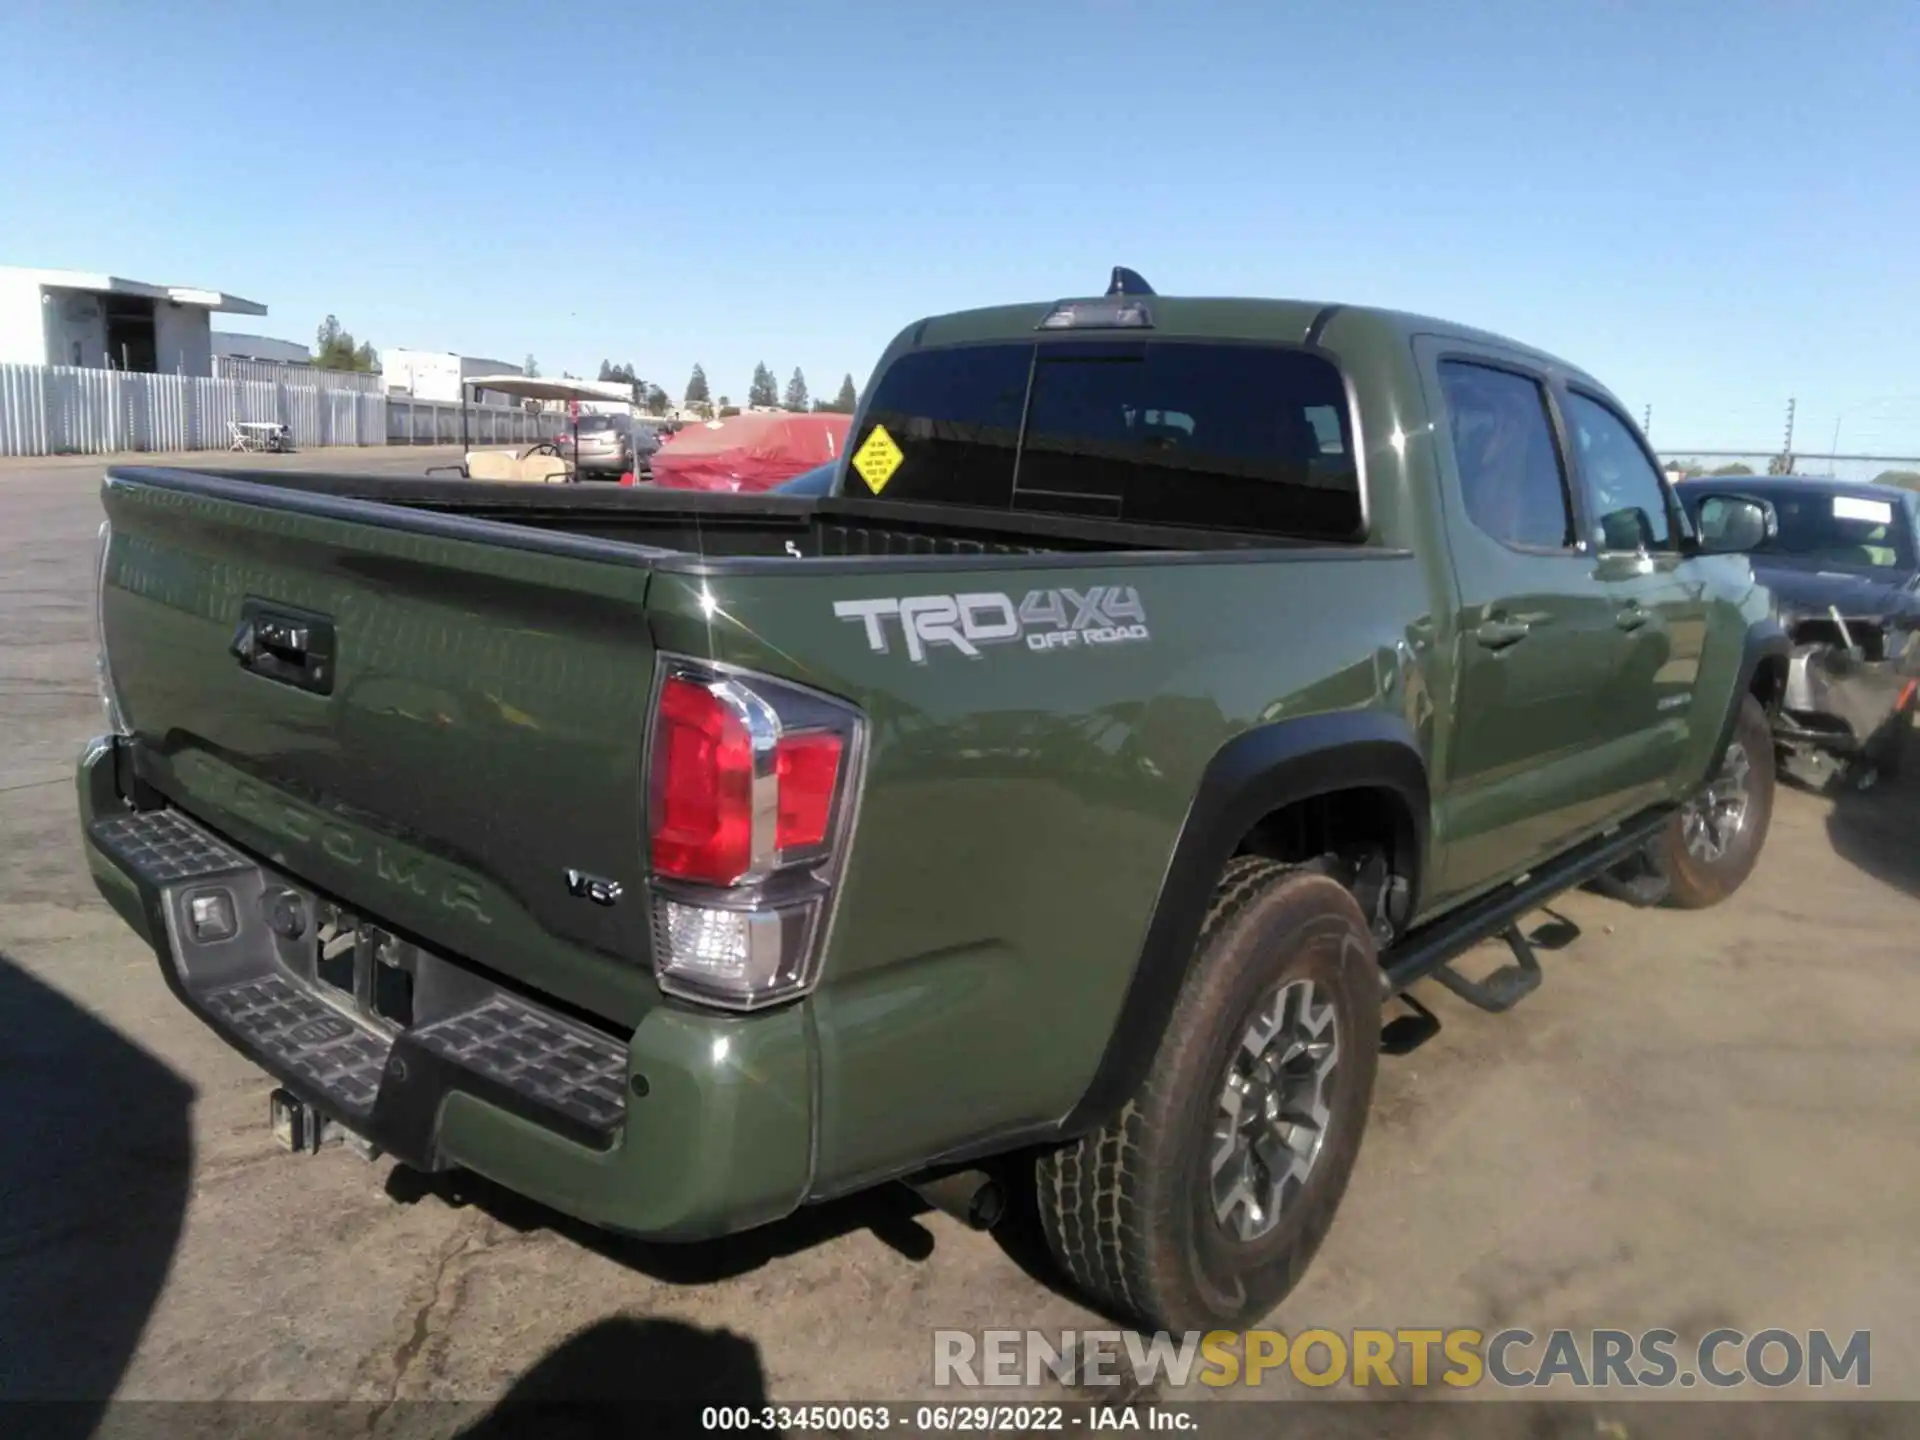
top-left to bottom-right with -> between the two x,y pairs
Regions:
1427,924 -> 1541,1013
1381,806 -> 1674,1003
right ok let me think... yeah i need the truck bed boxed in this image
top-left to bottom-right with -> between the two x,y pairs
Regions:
148,466 -> 1328,563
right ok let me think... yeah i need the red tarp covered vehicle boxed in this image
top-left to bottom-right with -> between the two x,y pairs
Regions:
646,411 -> 851,493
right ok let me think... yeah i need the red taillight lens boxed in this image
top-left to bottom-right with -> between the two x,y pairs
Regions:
776,731 -> 842,852
651,675 -> 755,884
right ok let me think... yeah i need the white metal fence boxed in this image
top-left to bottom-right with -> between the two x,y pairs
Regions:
0,362 -> 551,458
1658,449 -> 1920,487
213,356 -> 384,392
385,397 -> 556,447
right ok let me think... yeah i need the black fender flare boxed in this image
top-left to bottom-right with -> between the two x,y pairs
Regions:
1705,618 -> 1791,780
1060,709 -> 1430,1135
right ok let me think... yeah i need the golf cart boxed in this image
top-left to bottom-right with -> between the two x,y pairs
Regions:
426,373 -> 637,484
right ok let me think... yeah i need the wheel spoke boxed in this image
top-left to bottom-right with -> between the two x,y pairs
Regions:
1206,975 -> 1344,1243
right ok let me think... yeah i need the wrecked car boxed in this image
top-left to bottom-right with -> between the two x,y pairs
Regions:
1677,476 -> 1920,786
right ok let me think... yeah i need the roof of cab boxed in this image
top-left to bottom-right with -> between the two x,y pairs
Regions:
892,294 -> 1592,386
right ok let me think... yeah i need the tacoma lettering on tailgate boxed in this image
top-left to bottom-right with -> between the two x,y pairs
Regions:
833,586 -> 1150,663
172,752 -> 494,925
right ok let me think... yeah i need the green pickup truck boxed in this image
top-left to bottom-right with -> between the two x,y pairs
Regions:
78,271 -> 1789,1333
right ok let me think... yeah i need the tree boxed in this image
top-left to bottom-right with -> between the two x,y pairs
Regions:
685,364 -> 711,406
523,354 -> 539,378
1708,462 -> 1755,476
830,373 -> 859,413
314,315 -> 378,372
1874,470 -> 1920,492
644,384 -> 670,417
748,363 -> 779,409
783,368 -> 810,413
717,395 -> 731,408
597,361 -> 643,405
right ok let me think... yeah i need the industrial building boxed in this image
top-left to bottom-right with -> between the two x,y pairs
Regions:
0,265 -> 268,375
212,331 -> 312,364
380,348 -> 526,406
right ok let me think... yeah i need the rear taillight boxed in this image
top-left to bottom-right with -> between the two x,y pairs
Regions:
644,658 -> 865,1010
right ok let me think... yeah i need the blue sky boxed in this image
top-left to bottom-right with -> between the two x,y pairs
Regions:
3,0 -> 1916,465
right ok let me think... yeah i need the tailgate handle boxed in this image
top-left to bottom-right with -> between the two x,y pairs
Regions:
232,600 -> 335,695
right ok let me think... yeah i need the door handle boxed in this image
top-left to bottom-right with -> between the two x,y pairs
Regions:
1615,605 -> 1648,632
1474,618 -> 1532,651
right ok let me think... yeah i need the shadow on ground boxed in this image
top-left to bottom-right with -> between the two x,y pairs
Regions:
386,1141 -> 1106,1328
0,951 -> 194,1426
386,1163 -> 943,1284
1822,727 -> 1920,900
455,1316 -> 768,1439
1825,773 -> 1920,899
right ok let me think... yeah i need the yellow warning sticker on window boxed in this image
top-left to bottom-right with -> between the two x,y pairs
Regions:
851,424 -> 904,494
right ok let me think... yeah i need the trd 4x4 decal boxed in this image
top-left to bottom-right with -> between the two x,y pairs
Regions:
833,586 -> 1150,663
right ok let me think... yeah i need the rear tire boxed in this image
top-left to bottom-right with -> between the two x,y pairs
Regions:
1035,860 -> 1381,1332
1655,693 -> 1776,909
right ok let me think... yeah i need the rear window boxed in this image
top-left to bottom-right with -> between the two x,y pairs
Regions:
849,340 -> 1361,539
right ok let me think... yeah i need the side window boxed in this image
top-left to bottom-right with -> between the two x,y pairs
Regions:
1563,392 -> 1675,552
1437,360 -> 1574,550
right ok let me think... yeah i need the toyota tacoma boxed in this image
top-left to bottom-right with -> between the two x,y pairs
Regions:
79,270 -> 1788,1332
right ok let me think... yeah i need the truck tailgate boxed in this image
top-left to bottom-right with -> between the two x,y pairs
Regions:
99,473 -> 661,1026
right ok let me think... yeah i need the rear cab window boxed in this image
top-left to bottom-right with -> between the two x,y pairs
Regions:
847,340 -> 1363,541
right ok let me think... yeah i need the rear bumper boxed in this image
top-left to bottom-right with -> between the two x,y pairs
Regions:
575,444 -> 629,472
77,737 -> 814,1241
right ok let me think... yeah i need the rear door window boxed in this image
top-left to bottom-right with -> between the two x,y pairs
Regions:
1437,360 -> 1576,551
848,340 -> 1361,540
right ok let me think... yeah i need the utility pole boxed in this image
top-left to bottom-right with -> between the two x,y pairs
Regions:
1641,403 -> 1651,438
1770,397 -> 1797,475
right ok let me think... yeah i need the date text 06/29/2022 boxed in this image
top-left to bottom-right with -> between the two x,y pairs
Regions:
699,1404 -> 1193,1432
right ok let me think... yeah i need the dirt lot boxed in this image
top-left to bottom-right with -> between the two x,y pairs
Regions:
2,449 -> 1915,1418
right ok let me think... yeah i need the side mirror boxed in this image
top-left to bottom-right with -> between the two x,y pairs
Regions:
1597,507 -> 1655,553
1693,494 -> 1777,554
